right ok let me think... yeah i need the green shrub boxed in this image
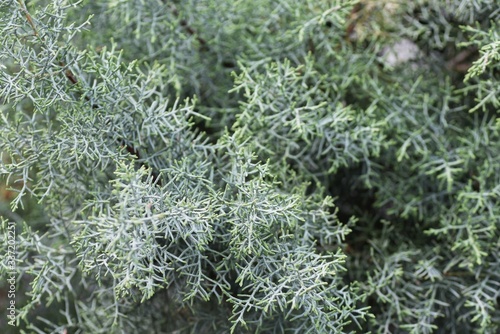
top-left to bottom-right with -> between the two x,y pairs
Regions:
1,0 -> 499,333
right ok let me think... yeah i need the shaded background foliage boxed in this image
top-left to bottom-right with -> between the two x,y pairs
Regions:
1,0 -> 499,333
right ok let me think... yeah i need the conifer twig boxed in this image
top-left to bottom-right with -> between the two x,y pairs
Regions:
16,1 -> 162,186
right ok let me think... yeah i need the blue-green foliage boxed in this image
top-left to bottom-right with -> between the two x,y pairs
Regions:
0,0 -> 499,333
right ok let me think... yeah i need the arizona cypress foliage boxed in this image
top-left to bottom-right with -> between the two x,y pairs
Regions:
0,0 -> 499,333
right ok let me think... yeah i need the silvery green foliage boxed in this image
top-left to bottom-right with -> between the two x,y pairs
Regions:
0,0 -> 499,333
0,1 -> 367,333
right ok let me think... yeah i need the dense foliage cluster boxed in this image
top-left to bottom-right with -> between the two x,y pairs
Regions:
1,0 -> 499,333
